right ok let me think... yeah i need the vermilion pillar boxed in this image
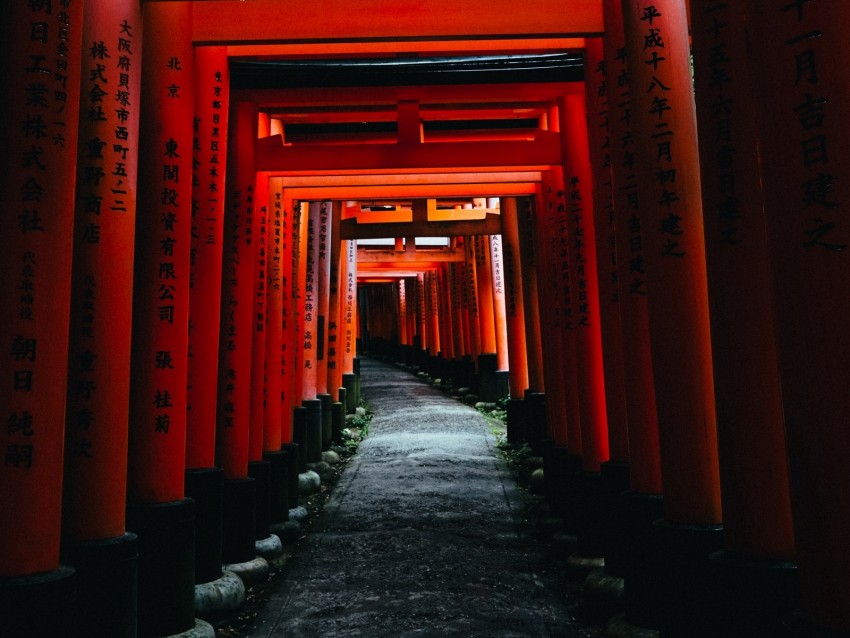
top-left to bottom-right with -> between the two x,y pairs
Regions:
274,185 -> 296,443
690,2 -> 797,633
500,198 -> 530,399
534,179 -> 572,448
187,46 -> 229,471
0,1 -> 83,631
416,272 -> 428,354
341,239 -> 358,411
427,271 -> 441,356
129,5 -> 200,635
474,235 -> 497,355
622,0 -> 721,526
584,36 -> 629,465
217,100 -> 259,569
603,0 -> 662,496
249,171 -> 270,464
327,202 -> 344,399
399,279 -> 409,346
516,198 -> 545,393
559,92 -> 611,474
301,202 -> 322,401
264,185 -> 283,453
316,201 -> 332,396
463,238 -> 481,360
217,100 -> 257,481
292,202 -> 308,405
747,2 -> 850,632
488,235 -> 510,373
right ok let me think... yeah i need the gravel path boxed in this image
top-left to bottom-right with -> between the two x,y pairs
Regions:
243,357 -> 584,637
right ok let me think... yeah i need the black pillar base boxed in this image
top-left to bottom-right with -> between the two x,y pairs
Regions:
624,517 -> 723,634
221,478 -> 256,566
571,471 -> 606,556
302,398 -> 323,463
494,370 -> 510,401
342,373 -> 357,413
185,467 -> 223,585
0,565 -> 76,638
477,353 -> 498,402
353,357 -> 361,406
292,406 -> 308,472
606,490 -> 664,579
62,532 -> 138,638
127,498 -> 196,638
248,460 -> 271,540
318,393 -> 333,450
263,450 -> 289,527
704,550 -> 799,637
542,443 -> 582,520
525,391 -> 547,455
281,443 -> 300,509
331,401 -> 345,445
505,397 -> 527,445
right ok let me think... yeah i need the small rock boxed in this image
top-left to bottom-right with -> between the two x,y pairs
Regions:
475,401 -> 498,411
322,450 -> 341,465
524,456 -> 544,470
355,406 -> 367,417
289,506 -> 309,523
298,470 -> 321,495
530,467 -> 546,494
277,520 -> 302,544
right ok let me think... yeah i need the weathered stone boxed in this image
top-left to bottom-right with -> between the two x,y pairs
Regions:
223,556 -> 269,589
530,467 -> 546,494
288,506 -> 309,523
255,534 -> 283,560
298,471 -> 321,495
195,570 -> 245,621
322,450 -> 341,465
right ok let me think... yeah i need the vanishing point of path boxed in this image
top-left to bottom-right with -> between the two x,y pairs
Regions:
244,357 -> 587,637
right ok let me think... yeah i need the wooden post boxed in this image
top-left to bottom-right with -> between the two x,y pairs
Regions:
0,0 -> 83,631
747,2 -> 850,632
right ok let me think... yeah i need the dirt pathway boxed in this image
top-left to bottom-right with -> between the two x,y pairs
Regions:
243,357 -> 587,637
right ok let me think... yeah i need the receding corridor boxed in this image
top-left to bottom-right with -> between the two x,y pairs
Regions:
244,357 -> 587,637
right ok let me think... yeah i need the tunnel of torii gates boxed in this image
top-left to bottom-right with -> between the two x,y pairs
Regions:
1,0 -> 850,636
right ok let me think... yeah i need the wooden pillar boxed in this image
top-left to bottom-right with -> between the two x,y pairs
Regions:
128,6 -> 201,634
187,46 -> 229,471
559,92 -> 611,474
216,100 -> 258,568
489,234 -> 510,373
327,202 -> 344,399
516,198 -> 545,393
264,185 -> 284,453
316,201 -> 332,395
584,36 -> 629,465
603,0 -> 662,496
249,171 -> 270,464
0,0 -> 83,631
534,178 -> 575,448
417,272 -> 428,354
464,237 -> 482,360
275,187 -> 296,444
292,201 -> 308,404
474,235 -> 497,355
501,197 -> 530,398
747,2 -> 850,631
399,279 -> 409,346
622,0 -> 721,526
301,202 -> 322,401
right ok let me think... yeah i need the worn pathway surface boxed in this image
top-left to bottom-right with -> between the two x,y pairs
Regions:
244,357 -> 583,637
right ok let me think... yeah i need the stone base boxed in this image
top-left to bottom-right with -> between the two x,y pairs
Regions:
270,519 -> 302,545
167,618 -> 216,638
303,398 -> 323,463
624,518 -> 723,634
255,534 -> 283,561
704,549 -> 799,637
584,569 -> 625,619
185,467 -> 224,585
61,532 -> 138,637
0,565 -> 76,637
566,551 -> 605,578
223,556 -> 269,589
127,498 -> 196,638
606,613 -> 660,638
299,470 -> 321,495
194,570 -> 245,621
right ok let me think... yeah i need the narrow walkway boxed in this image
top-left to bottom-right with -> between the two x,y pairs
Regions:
246,357 -> 581,637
